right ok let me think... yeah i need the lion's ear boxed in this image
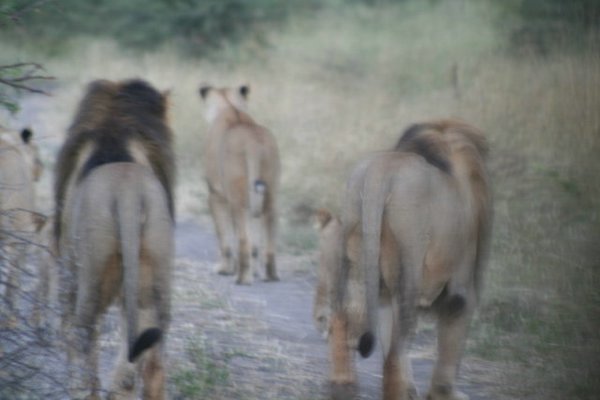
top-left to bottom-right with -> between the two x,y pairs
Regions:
239,85 -> 250,99
199,85 -> 212,99
21,128 -> 33,144
314,208 -> 333,230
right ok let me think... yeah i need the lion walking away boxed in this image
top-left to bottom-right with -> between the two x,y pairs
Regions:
326,119 -> 492,400
199,84 -> 281,285
54,79 -> 175,399
0,127 -> 44,310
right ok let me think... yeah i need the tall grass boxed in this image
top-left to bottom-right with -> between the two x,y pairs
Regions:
1,0 -> 598,398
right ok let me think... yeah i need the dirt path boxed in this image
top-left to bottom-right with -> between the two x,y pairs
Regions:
168,217 -> 490,400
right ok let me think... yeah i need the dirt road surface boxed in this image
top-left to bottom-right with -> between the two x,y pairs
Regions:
167,217 -> 492,400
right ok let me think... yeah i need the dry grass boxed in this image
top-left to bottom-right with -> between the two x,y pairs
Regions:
1,1 -> 599,398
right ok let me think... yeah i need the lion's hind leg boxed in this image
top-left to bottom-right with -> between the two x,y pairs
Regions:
136,299 -> 168,400
141,343 -> 166,400
263,198 -> 278,281
247,213 -> 264,281
209,192 -> 237,276
69,278 -> 104,399
329,312 -> 357,400
233,205 -> 254,285
381,295 -> 418,400
110,310 -> 139,400
69,209 -> 120,398
427,284 -> 476,400
69,246 -> 118,398
110,309 -> 167,400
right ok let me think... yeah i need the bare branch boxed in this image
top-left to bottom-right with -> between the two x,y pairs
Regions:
0,80 -> 48,95
0,62 -> 54,96
8,75 -> 55,83
0,62 -> 45,71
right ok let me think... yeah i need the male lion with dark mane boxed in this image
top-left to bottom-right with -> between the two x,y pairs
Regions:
325,119 -> 492,400
199,85 -> 280,285
54,79 -> 175,400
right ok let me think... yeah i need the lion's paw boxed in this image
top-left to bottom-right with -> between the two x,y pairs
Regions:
331,381 -> 358,400
427,385 -> 469,400
407,385 -> 419,400
217,267 -> 235,276
264,274 -> 280,282
235,275 -> 254,285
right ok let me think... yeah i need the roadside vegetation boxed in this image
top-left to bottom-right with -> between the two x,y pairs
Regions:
1,1 -> 598,399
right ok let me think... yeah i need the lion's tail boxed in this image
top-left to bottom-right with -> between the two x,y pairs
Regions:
117,185 -> 162,363
246,149 -> 266,218
358,162 -> 389,359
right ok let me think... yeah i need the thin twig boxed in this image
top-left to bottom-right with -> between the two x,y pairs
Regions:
0,62 -> 45,71
0,62 -> 55,96
0,77 -> 52,96
8,75 -> 55,83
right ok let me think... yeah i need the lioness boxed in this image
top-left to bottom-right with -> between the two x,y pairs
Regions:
199,85 -> 280,284
327,119 -> 492,400
55,79 -> 175,399
0,127 -> 43,309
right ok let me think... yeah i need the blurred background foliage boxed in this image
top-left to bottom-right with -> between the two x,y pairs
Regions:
0,0 -> 317,54
1,0 -> 598,113
0,0 -> 598,55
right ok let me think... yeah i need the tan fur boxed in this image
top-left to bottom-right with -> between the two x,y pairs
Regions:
0,127 -> 43,309
55,79 -> 174,399
313,209 -> 342,338
199,85 -> 280,284
325,119 -> 492,400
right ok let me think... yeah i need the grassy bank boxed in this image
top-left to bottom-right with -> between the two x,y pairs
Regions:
1,1 -> 598,398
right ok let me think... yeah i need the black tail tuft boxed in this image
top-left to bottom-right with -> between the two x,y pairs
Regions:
358,331 -> 375,358
128,328 -> 162,362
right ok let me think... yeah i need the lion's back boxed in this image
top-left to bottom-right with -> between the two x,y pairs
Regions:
54,79 -> 175,242
204,121 -> 280,197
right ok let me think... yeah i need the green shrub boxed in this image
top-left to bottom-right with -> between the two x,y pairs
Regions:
495,0 -> 600,53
